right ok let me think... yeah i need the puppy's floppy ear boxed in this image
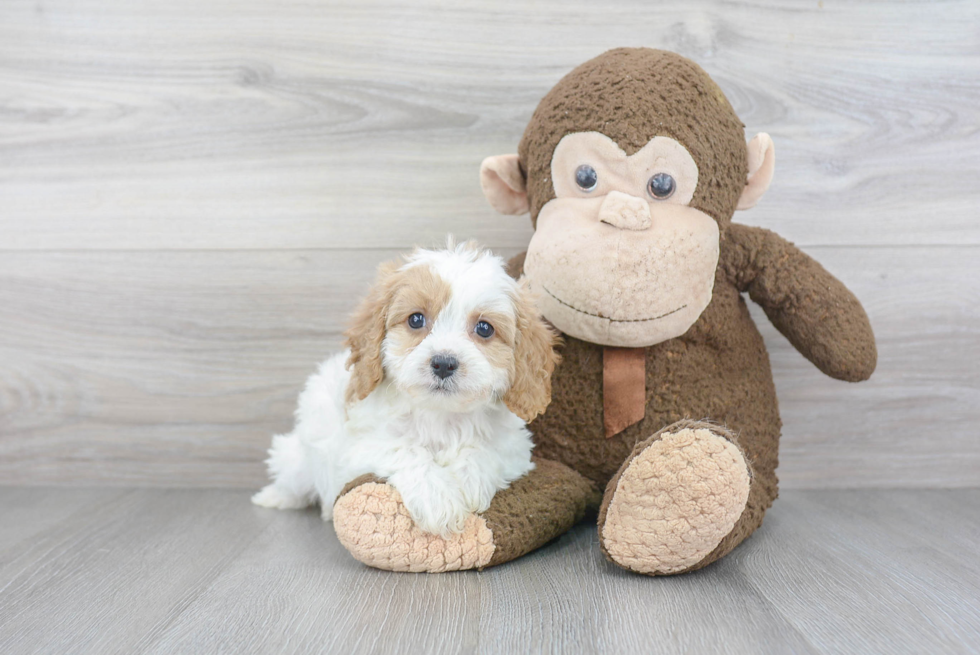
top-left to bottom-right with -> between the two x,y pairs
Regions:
344,260 -> 400,405
504,279 -> 561,422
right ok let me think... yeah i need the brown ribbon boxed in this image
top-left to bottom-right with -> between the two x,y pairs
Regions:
602,347 -> 647,438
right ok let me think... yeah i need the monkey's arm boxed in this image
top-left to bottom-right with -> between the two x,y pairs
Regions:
721,223 -> 877,382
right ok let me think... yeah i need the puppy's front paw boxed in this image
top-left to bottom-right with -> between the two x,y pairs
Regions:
394,477 -> 470,538
459,478 -> 497,516
412,509 -> 468,539
404,493 -> 470,538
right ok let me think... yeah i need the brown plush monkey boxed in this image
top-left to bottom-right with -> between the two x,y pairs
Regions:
333,48 -> 877,575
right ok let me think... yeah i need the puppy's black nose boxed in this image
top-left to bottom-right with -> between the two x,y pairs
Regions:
430,354 -> 458,380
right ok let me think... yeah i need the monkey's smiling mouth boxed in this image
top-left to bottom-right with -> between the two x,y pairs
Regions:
542,286 -> 687,323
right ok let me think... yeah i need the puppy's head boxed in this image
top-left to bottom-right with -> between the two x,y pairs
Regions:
344,240 -> 560,420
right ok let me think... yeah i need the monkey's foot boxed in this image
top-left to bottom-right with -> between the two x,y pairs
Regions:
598,420 -> 751,575
332,475 -> 495,573
333,459 -> 599,573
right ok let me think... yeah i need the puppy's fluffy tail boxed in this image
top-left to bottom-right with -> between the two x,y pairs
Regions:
266,433 -> 308,482
251,433 -> 316,510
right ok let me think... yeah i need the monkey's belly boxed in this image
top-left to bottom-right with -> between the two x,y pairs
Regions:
528,295 -> 781,493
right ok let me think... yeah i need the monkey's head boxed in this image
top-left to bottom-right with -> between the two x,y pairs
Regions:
481,48 -> 775,347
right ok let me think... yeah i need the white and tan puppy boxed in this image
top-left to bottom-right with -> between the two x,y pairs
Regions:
252,239 -> 559,536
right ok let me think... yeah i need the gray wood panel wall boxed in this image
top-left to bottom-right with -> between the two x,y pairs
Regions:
1,0 -> 978,488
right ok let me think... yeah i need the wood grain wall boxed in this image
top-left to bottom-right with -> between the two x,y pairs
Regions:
1,0 -> 978,488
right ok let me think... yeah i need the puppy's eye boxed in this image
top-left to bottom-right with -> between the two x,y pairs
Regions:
408,313 -> 426,329
474,321 -> 494,338
575,165 -> 598,192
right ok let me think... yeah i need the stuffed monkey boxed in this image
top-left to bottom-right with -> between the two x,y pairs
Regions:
332,48 -> 876,575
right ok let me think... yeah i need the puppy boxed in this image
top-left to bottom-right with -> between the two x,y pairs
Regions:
252,239 -> 559,536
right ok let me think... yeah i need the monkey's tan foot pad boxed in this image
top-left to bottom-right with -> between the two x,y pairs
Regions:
333,481 -> 494,573
598,424 -> 751,575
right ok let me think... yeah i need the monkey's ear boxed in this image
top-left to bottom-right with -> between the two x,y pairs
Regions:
480,154 -> 529,215
737,133 -> 775,211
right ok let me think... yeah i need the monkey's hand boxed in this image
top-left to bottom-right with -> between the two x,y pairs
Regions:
722,223 -> 877,382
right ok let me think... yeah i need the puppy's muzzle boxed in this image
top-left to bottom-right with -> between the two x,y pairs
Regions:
430,354 -> 458,380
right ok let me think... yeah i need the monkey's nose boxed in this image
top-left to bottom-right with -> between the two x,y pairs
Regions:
430,354 -> 458,380
598,191 -> 652,230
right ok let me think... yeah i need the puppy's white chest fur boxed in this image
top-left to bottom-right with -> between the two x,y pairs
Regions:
352,392 -> 502,457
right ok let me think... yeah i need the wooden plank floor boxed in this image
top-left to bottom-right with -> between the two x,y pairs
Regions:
0,488 -> 977,654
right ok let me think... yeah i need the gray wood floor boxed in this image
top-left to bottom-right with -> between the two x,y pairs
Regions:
0,488 -> 977,654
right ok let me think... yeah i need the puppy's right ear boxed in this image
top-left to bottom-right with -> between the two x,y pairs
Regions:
344,261 -> 399,405
503,279 -> 561,422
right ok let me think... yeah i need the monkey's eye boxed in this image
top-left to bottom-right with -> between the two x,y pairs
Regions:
408,313 -> 426,329
575,165 -> 598,192
474,320 -> 495,339
647,172 -> 676,200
